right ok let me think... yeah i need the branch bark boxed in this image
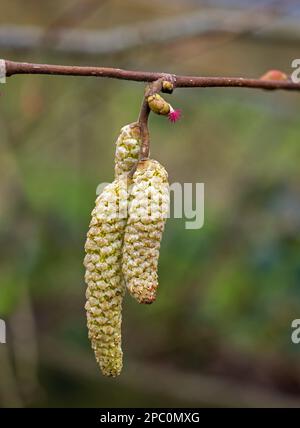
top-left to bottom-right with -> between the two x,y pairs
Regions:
3,59 -> 300,91
138,99 -> 151,160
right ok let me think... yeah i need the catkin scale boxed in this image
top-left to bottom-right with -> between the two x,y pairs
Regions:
84,123 -> 141,377
122,159 -> 170,304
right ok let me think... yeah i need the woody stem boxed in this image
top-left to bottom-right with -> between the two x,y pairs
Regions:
138,98 -> 151,160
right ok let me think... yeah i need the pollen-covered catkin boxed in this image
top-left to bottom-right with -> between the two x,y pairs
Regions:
114,122 -> 142,178
84,179 -> 128,377
84,121 -> 142,377
122,159 -> 170,304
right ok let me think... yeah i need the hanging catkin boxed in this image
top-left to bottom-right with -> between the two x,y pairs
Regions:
84,180 -> 127,376
122,159 -> 170,304
84,123 -> 141,377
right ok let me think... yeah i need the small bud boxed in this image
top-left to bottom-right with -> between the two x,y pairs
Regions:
162,80 -> 174,94
147,94 -> 170,116
147,93 -> 181,124
260,69 -> 288,81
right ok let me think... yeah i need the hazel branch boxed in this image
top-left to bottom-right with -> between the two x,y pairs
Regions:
3,59 -> 300,91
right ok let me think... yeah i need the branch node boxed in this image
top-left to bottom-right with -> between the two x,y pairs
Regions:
137,78 -> 171,165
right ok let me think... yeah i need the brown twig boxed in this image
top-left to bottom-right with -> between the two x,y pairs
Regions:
138,98 -> 151,161
137,76 -> 176,162
3,59 -> 300,91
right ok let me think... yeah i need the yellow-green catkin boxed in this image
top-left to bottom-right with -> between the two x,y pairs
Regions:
114,122 -> 142,178
122,159 -> 170,304
84,123 -> 141,377
84,180 -> 128,376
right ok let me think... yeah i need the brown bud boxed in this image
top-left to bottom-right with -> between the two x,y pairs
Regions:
260,70 -> 288,81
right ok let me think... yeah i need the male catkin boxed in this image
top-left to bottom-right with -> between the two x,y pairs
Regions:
84,123 -> 141,377
122,159 -> 170,304
84,179 -> 128,376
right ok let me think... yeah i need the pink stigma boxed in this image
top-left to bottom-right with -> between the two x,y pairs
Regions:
168,108 -> 182,123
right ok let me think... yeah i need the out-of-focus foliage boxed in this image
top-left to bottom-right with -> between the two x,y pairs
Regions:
0,0 -> 300,408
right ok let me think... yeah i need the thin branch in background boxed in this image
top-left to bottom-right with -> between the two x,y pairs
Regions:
42,0 -> 106,44
3,59 -> 300,91
161,0 -> 294,62
0,8 -> 300,56
41,338 -> 300,408
45,0 -> 103,32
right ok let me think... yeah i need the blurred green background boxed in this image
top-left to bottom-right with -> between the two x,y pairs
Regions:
1,0 -> 300,408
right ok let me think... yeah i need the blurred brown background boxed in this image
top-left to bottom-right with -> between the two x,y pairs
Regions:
0,0 -> 300,408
